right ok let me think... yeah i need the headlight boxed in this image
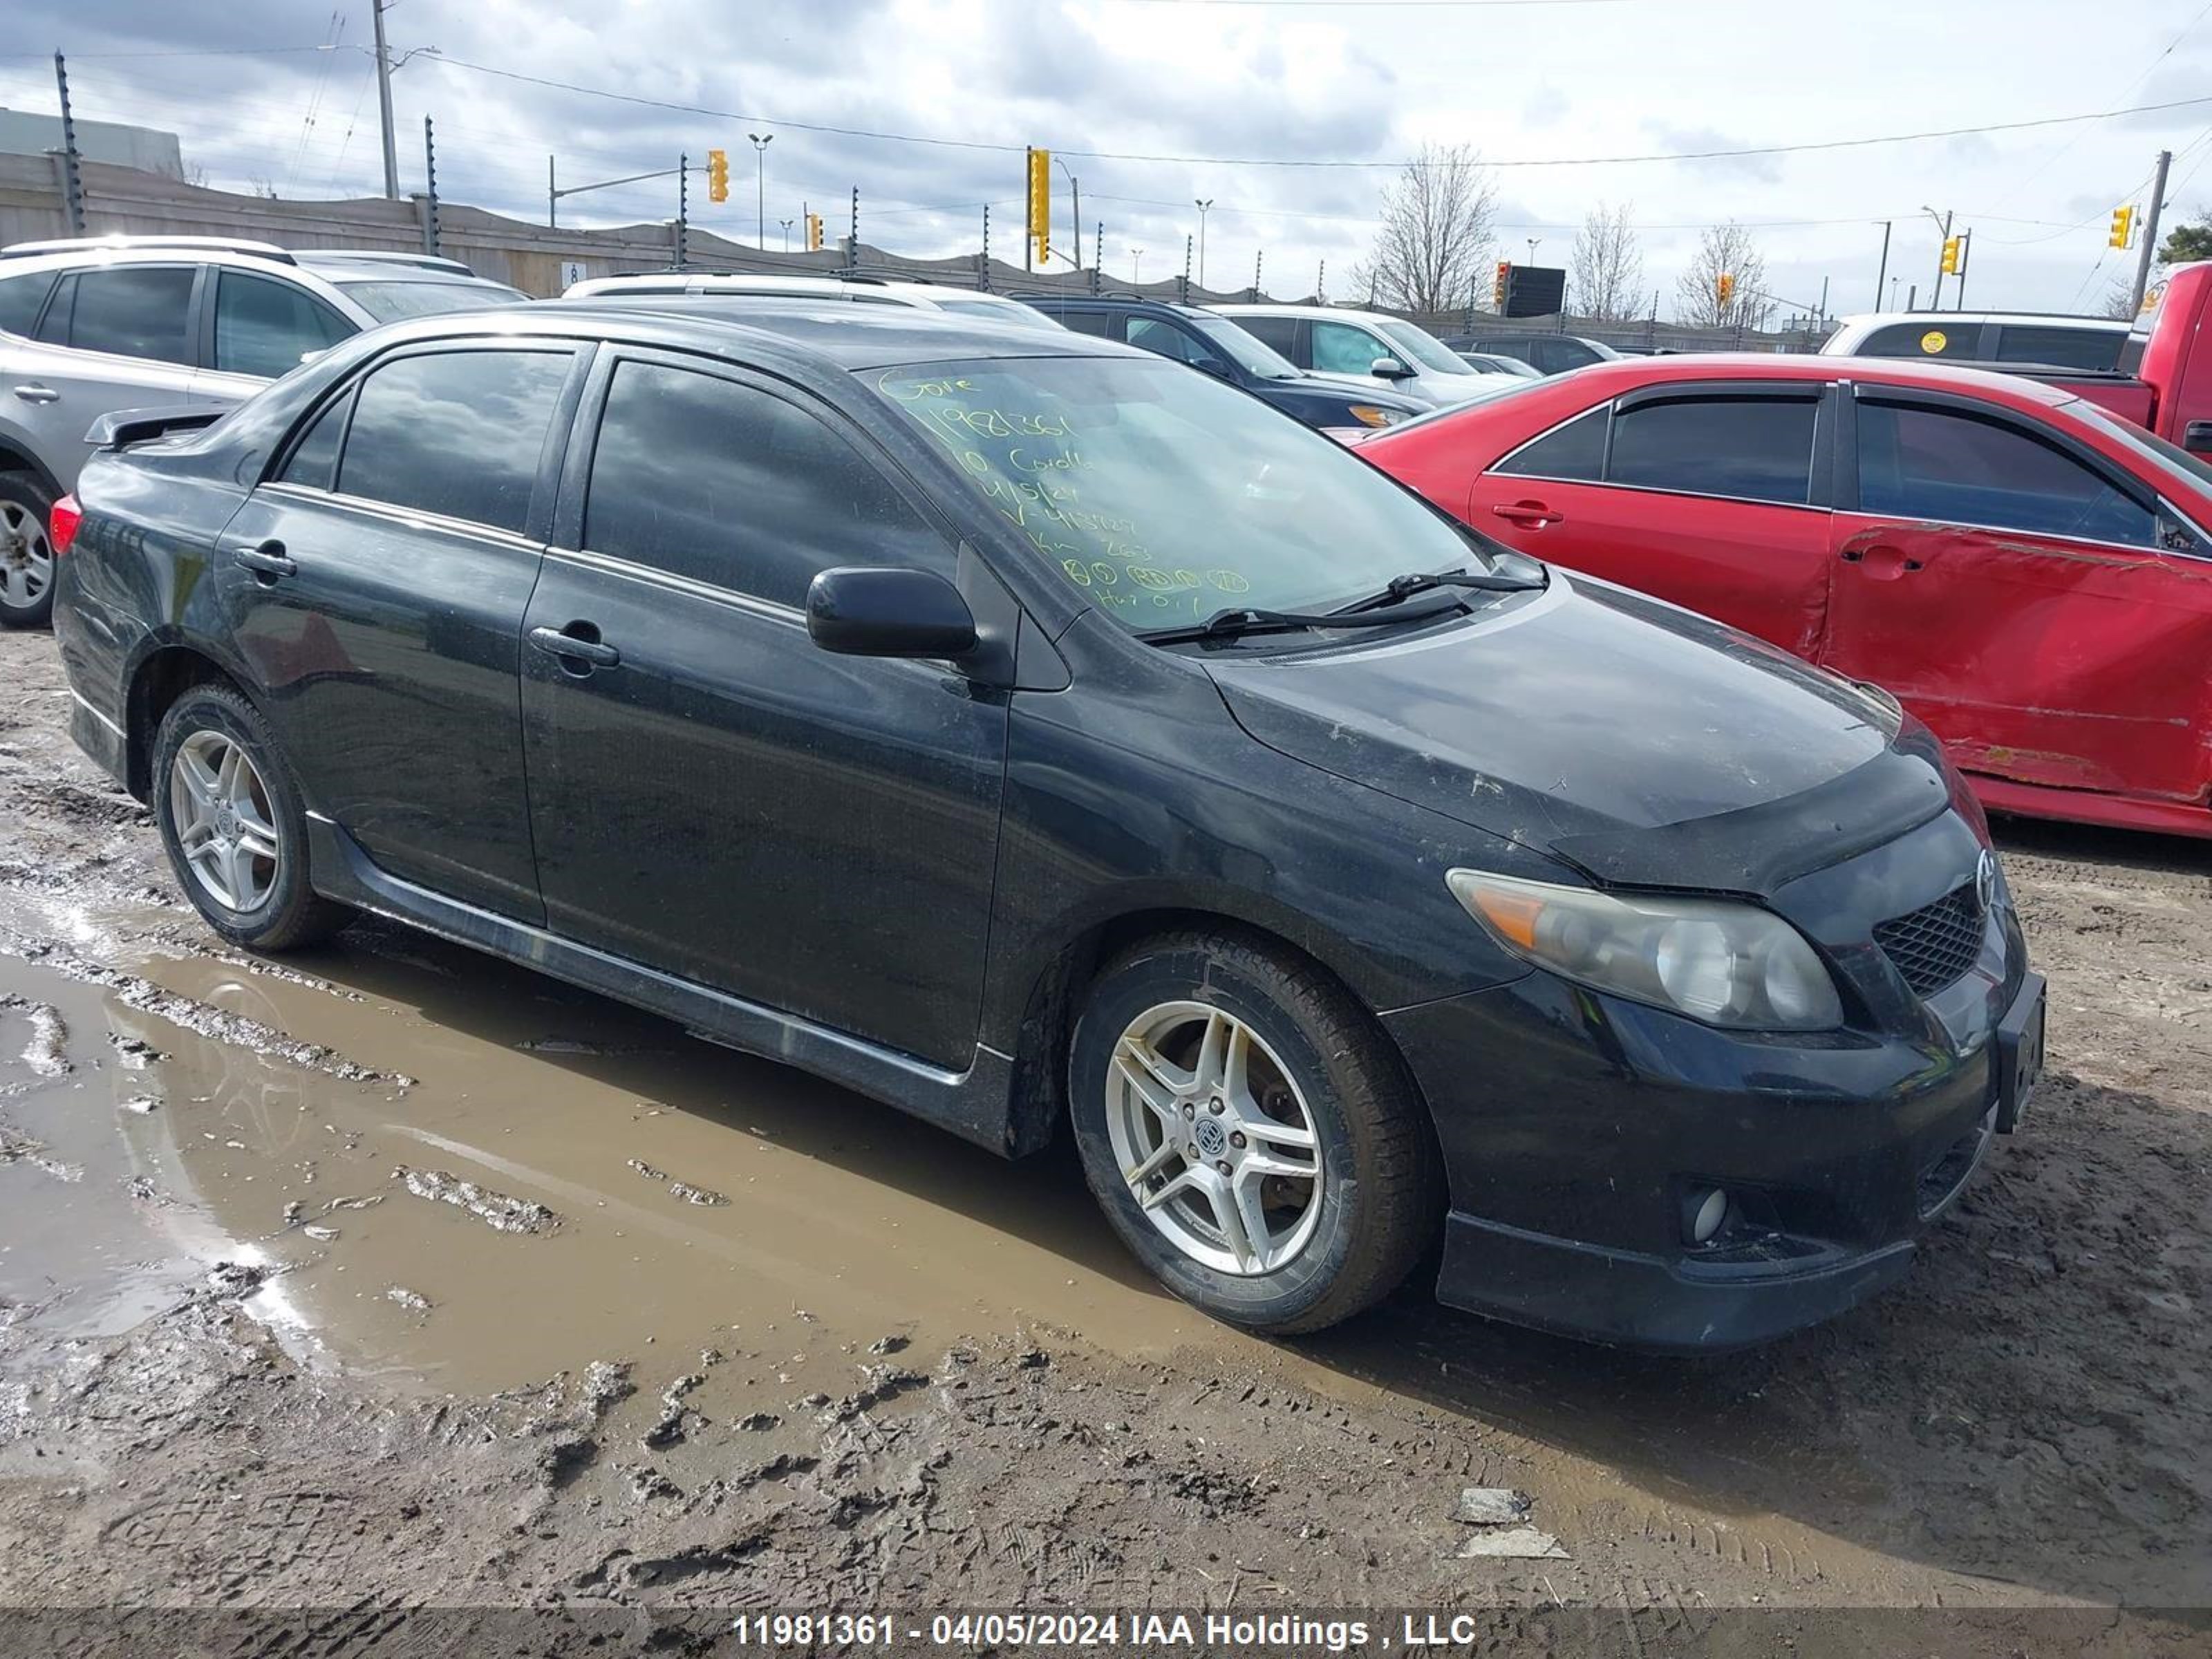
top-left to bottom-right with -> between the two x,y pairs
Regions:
1346,404 -> 1405,428
1446,870 -> 1843,1031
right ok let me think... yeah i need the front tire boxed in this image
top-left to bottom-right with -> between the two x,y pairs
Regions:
152,684 -> 346,951
1068,930 -> 1441,1334
0,472 -> 57,628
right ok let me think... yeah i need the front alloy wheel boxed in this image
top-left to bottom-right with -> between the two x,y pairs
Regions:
1108,1002 -> 1324,1275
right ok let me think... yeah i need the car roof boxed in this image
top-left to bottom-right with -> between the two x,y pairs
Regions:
1828,310 -> 2128,331
1493,350 -> 2086,408
462,297 -> 1138,372
1213,303 -> 1406,326
566,272 -> 1009,303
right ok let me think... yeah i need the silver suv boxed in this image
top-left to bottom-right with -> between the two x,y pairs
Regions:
0,236 -> 525,625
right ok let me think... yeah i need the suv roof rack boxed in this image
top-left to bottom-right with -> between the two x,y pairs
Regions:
0,234 -> 297,264
303,249 -> 475,276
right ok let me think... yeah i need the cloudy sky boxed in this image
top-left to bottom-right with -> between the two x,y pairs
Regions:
3,0 -> 2210,320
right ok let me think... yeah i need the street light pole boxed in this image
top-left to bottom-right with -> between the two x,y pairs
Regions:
371,0 -> 400,200
778,217 -> 794,252
1194,199 -> 1214,287
1058,160 -> 1080,281
1131,247 -> 1144,283
748,133 -> 773,250
1873,220 -> 1891,310
1526,237 -> 1540,264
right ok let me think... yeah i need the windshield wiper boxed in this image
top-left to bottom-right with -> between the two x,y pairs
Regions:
1329,560 -> 1547,616
1137,589 -> 1467,646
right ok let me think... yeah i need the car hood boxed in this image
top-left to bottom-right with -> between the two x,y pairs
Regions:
1205,574 -> 1953,897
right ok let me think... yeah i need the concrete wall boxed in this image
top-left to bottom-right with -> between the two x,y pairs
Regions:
0,108 -> 184,178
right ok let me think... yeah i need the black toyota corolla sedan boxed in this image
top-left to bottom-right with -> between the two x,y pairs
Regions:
48,303 -> 2043,1350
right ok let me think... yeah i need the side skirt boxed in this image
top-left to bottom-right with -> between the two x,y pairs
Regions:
306,816 -> 1023,1156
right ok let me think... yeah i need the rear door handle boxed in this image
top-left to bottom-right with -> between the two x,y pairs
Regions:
229,539 -> 297,579
11,384 -> 59,404
1491,500 -> 1564,527
529,624 -> 620,668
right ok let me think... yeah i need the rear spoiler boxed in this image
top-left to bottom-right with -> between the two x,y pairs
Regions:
84,404 -> 232,450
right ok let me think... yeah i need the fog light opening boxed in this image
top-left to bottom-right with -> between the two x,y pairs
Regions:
1685,1186 -> 1731,1245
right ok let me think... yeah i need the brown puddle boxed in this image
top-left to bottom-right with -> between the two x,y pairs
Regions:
1,912 -> 1264,1397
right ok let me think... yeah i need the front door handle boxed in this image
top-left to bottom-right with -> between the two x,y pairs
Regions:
229,539 -> 297,579
1491,500 -> 1564,527
529,624 -> 620,668
1841,543 -> 1924,579
11,383 -> 59,405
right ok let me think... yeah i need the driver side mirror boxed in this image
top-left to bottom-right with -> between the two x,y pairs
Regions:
2184,419 -> 2212,455
1193,355 -> 1235,381
1370,355 -> 1413,380
806,566 -> 977,659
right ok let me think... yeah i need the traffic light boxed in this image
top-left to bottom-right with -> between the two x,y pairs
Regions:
1716,272 -> 1734,309
706,148 -> 729,205
1492,259 -> 1510,309
1940,236 -> 1962,274
805,212 -> 823,252
2110,205 -> 2135,250
1027,147 -> 1051,264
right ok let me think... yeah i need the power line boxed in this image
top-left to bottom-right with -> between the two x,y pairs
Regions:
0,44 -> 340,60
424,55 -> 2212,173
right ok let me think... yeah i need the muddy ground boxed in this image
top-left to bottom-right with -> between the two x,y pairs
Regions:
0,624 -> 2206,1656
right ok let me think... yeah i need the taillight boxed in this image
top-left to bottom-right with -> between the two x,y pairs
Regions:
48,494 -> 80,555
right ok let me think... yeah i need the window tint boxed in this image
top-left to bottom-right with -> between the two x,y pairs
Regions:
1496,406 -> 1607,480
338,350 -> 571,533
1232,314 -> 1299,359
67,265 -> 196,364
1857,321 -> 1975,358
278,392 -> 352,489
1125,317 -> 1211,365
1051,309 -> 1116,337
1855,402 -> 2154,546
0,270 -> 55,336
1312,319 -> 1384,376
1991,324 -> 2124,371
584,360 -> 953,608
1607,395 -> 1818,505
214,271 -> 353,379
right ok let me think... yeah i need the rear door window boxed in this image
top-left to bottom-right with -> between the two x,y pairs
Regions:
337,349 -> 572,534
1232,314 -> 1300,360
583,358 -> 955,608
1311,320 -> 1384,376
1990,324 -> 2123,371
0,270 -> 55,336
1854,400 -> 2154,546
214,271 -> 353,379
63,265 -> 197,364
1606,394 -> 1819,505
1051,308 -> 1116,338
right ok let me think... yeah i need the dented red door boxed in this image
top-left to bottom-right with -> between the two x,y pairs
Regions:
1821,391 -> 2212,806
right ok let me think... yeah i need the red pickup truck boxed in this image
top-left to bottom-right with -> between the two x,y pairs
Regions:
2058,261 -> 2212,445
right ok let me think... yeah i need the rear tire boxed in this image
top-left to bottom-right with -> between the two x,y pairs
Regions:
1068,930 -> 1441,1335
0,472 -> 57,629
152,684 -> 347,952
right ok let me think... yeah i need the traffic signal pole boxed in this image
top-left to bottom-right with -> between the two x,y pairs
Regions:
2131,149 -> 2173,315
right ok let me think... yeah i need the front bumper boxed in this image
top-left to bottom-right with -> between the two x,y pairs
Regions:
1386,811 -> 2038,1353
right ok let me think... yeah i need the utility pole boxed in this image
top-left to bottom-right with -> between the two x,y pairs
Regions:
747,133 -> 772,249
372,0 -> 400,200
1194,198 -> 1214,287
2131,148 -> 2173,315
1873,221 -> 1891,310
1058,160 -> 1080,283
51,53 -> 84,236
1817,274 -> 1829,329
1925,207 -> 1953,309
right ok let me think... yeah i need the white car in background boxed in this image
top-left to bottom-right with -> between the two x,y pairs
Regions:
563,272 -> 1062,329
1818,310 -> 2131,371
1212,303 -> 1501,406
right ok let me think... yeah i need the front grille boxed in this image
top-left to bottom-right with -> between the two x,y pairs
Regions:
1875,883 -> 1985,997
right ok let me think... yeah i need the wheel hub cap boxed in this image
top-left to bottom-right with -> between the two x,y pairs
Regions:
1105,1001 -> 1324,1277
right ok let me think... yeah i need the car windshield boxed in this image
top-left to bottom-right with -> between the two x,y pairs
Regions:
2068,398 -> 2212,494
874,355 -> 1492,632
335,279 -> 528,323
1188,314 -> 1300,379
1376,318 -> 1477,375
935,299 -> 1063,330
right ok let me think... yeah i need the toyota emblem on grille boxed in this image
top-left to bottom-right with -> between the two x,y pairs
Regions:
1975,850 -> 2000,913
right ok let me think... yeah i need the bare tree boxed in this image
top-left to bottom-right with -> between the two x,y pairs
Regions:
1571,201 -> 1644,321
1351,144 -> 1498,315
247,176 -> 281,200
1675,221 -> 1775,329
2099,276 -> 2144,319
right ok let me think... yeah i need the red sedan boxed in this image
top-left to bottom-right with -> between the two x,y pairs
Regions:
1362,353 -> 2212,839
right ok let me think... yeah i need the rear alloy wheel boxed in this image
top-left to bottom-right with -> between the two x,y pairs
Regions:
1070,931 -> 1441,1334
152,684 -> 346,952
0,478 -> 57,628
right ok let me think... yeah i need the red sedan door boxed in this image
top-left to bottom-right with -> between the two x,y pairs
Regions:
1822,387 -> 2212,805
1468,380 -> 1839,660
